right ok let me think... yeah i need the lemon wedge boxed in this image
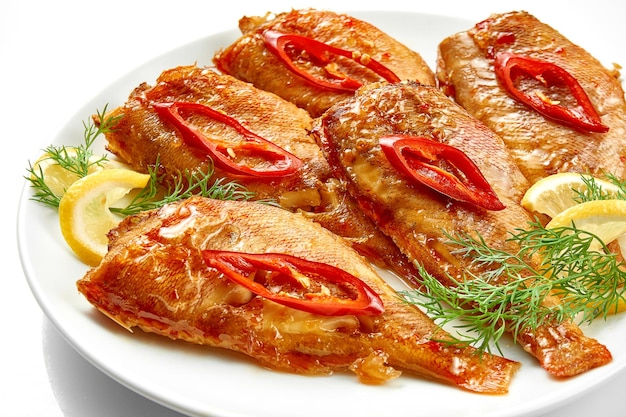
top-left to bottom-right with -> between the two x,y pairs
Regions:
546,199 -> 626,313
545,199 -> 626,252
58,168 -> 150,266
31,148 -> 130,199
521,172 -> 620,218
31,148 -> 101,198
523,174 -> 626,314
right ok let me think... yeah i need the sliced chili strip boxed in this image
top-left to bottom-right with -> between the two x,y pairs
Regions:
263,30 -> 401,93
153,101 -> 303,177
202,250 -> 384,316
494,52 -> 608,133
380,135 -> 505,211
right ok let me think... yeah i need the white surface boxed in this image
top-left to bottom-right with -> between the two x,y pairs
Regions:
4,1 -> 626,416
17,10 -> 626,417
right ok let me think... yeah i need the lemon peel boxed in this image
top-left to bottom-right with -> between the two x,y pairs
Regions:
58,168 -> 150,266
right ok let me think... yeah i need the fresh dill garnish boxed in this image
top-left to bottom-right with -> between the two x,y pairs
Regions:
403,172 -> 626,355
572,172 -> 626,203
26,105 -> 262,215
403,231 -> 567,356
111,160 -> 257,216
25,105 -> 119,207
512,223 -> 626,317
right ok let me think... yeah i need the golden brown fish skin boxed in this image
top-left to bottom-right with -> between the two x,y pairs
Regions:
103,65 -> 323,202
77,196 -> 519,393
213,8 -> 435,117
437,11 -> 626,183
100,65 -> 423,287
314,81 -> 530,283
313,81 -> 612,377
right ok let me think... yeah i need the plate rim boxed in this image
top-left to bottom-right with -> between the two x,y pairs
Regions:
16,9 -> 626,417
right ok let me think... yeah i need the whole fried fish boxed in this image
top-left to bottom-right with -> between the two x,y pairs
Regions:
437,11 -> 626,183
213,8 -> 435,117
99,64 -> 421,284
313,81 -> 612,377
77,196 -> 519,393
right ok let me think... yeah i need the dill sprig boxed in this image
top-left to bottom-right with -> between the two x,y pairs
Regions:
573,172 -> 626,203
25,105 -> 119,207
111,161 -> 257,216
403,172 -> 626,355
512,224 -> 626,317
26,105 -> 262,215
403,231 -> 567,356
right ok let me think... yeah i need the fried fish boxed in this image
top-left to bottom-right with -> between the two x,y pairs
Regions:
213,8 -> 435,117
313,81 -> 612,377
77,196 -> 519,393
98,65 -> 421,284
437,11 -> 626,183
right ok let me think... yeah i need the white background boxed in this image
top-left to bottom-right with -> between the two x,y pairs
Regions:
3,0 -> 625,416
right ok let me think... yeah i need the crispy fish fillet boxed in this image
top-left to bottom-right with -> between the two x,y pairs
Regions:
437,11 -> 626,183
213,8 -> 435,117
313,81 -> 612,377
99,65 -> 421,285
77,196 -> 519,393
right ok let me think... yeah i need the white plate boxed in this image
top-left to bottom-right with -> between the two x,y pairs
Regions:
17,10 -> 626,417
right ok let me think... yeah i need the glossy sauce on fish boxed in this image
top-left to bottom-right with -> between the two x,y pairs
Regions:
214,8 -> 435,117
99,65 -> 422,284
313,81 -> 612,377
437,11 -> 626,183
77,196 -> 520,393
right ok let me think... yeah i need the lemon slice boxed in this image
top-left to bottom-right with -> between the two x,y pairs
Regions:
521,172 -> 620,218
31,148 -> 100,197
546,199 -> 626,251
546,199 -> 626,313
31,148 -> 130,199
58,168 -> 150,266
524,175 -> 626,314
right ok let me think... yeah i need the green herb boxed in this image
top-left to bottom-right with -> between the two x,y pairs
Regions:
572,172 -> 626,203
403,231 -> 563,355
403,173 -> 626,355
111,159 -> 258,216
26,106 -> 263,215
512,223 -> 626,316
25,105 -> 119,207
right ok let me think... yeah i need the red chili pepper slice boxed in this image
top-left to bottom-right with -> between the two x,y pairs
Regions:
494,52 -> 608,133
263,30 -> 401,93
153,102 -> 303,177
202,250 -> 384,316
380,135 -> 505,211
